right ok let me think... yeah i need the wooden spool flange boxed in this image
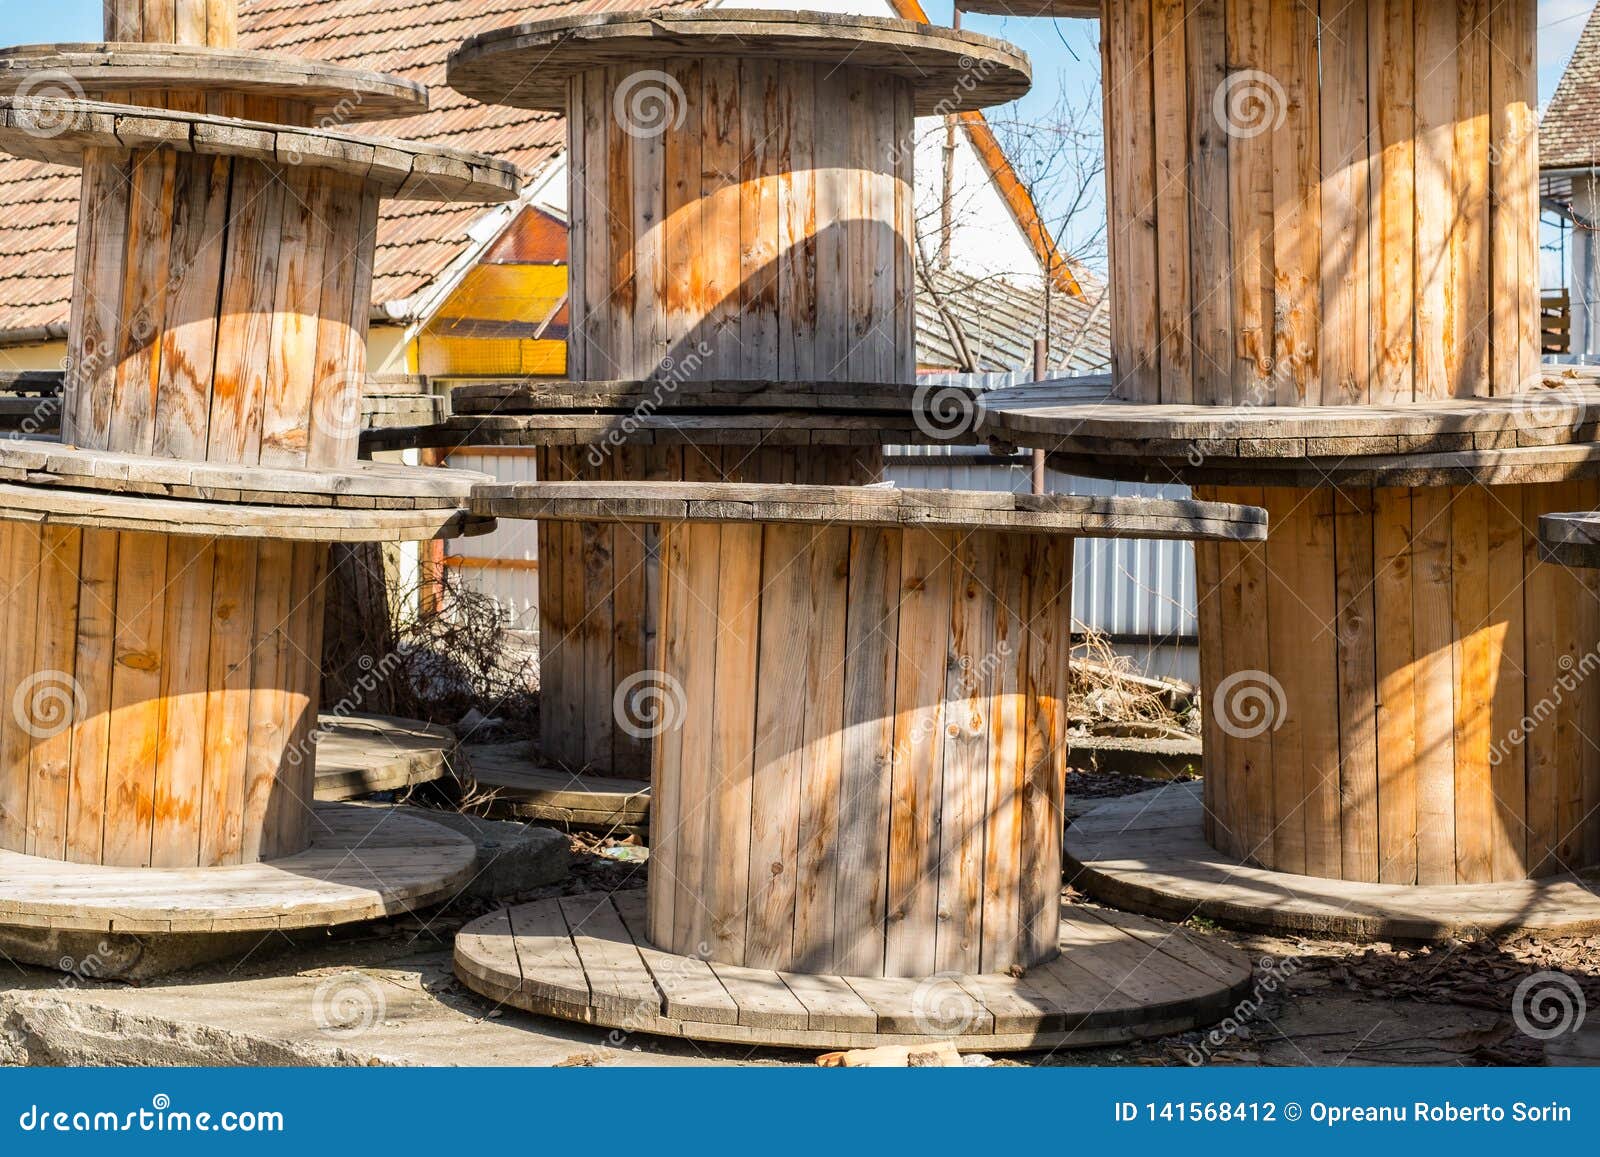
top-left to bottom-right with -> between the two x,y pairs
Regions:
0,0 -> 510,876
445,11 -> 1029,775
453,890 -> 1254,1052
456,483 -> 1261,988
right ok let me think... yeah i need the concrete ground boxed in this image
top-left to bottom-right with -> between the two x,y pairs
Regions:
0,789 -> 1589,1067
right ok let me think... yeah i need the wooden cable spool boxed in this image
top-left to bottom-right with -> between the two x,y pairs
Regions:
0,0 -> 512,876
442,13 -> 1027,776
979,0 -> 1600,897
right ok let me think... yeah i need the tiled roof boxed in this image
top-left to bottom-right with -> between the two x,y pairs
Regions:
1543,4 -> 1600,171
0,0 -> 702,340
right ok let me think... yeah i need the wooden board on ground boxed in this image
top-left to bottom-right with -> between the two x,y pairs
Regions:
463,742 -> 650,831
313,714 -> 459,802
1066,784 -> 1600,941
0,803 -> 474,934
453,890 -> 1252,1052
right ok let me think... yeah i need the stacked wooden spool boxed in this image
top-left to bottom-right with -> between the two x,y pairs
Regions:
0,0 -> 518,964
437,10 -> 1025,785
978,0 -> 1600,937
444,9 -> 1268,1052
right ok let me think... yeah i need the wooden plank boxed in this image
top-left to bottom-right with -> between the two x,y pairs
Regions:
66,154 -> 130,448
667,522 -> 721,954
937,530 -> 995,974
981,530 -> 1029,972
631,74 -> 666,379
1150,0 -> 1191,404
646,519 -> 683,946
102,530 -> 166,866
1452,0 -> 1491,398
1522,482 -> 1562,876
64,530 -> 118,865
1450,484 -> 1493,883
1109,0 -> 1159,400
605,64 -> 637,378
198,538 -> 256,865
1299,488 -> 1342,878
703,521 -> 761,963
1319,0 -> 1370,405
153,152 -> 228,459
150,536 -> 215,867
208,159 -> 284,464
700,59 -> 740,379
1413,1 -> 1458,400
240,539 -> 291,863
559,894 -> 661,1022
1373,487 -> 1418,883
109,151 -> 177,455
579,67 -> 610,378
22,527 -> 81,860
1224,0 -> 1273,404
1333,489 -> 1379,882
1263,489 -> 1306,873
740,58 -> 781,379
579,515 -> 615,772
812,71 -> 849,382
613,889 -> 738,1025
1021,533 -> 1069,961
1268,0 -> 1319,404
261,168 -> 331,466
1187,0 -> 1233,407
884,528 -> 952,978
305,176 -> 368,468
505,900 -> 591,1009
745,523 -> 810,968
1370,0 -> 1415,403
1485,487 -> 1527,879
793,525 -> 848,972
833,526 -> 899,977
1411,486 -> 1457,883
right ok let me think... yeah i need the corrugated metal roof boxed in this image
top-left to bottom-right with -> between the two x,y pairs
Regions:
916,266 -> 1111,374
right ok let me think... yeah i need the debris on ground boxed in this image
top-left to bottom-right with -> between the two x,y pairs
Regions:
817,1042 -> 966,1067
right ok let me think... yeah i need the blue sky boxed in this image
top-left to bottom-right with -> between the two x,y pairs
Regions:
5,0 -> 1595,271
